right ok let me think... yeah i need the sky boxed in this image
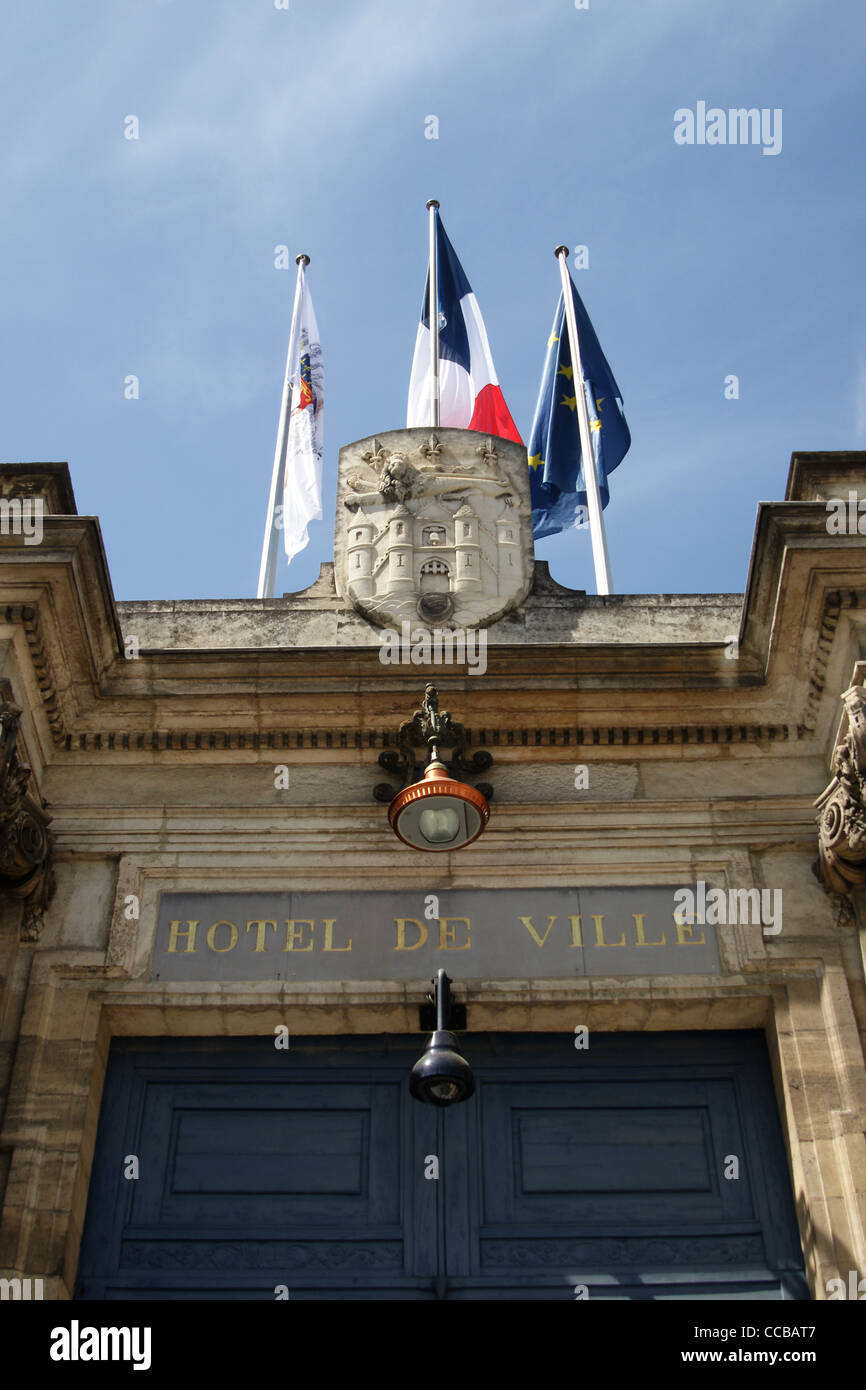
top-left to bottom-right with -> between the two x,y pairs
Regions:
1,0 -> 864,602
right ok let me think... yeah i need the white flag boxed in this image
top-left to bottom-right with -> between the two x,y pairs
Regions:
282,271 -> 323,560
257,259 -> 324,597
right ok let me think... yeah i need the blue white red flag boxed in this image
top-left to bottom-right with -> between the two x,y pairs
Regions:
407,208 -> 521,443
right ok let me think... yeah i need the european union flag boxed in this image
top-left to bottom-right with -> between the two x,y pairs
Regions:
527,271 -> 630,540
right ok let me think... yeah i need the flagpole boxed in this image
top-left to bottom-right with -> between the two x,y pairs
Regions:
257,254 -> 309,600
554,246 -> 613,596
426,199 -> 440,427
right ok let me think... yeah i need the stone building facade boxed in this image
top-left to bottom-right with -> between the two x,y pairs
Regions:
0,440 -> 864,1300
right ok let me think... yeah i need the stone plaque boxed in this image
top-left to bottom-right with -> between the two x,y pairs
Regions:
152,887 -> 720,982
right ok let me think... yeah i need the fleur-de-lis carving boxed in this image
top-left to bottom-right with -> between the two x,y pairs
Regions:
476,436 -> 501,468
418,433 -> 443,462
361,438 -> 388,468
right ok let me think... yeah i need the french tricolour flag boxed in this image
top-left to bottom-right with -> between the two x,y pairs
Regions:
407,208 -> 522,443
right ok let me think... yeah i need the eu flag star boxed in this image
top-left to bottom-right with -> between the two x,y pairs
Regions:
560,393 -> 577,412
556,364 -> 574,381
527,453 -> 544,471
547,331 -> 559,348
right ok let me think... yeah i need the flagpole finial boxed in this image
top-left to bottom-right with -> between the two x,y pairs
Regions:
426,198 -> 440,210
554,245 -> 569,259
296,253 -> 310,266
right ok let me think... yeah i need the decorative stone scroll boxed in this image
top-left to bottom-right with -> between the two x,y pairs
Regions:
814,685 -> 866,897
0,688 -> 55,941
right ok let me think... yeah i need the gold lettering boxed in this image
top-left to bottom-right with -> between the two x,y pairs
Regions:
167,919 -> 198,953
245,919 -> 278,952
438,917 -> 471,950
673,913 -> 706,946
519,914 -> 557,947
206,920 -> 238,953
569,915 -> 584,947
633,912 -> 666,946
322,919 -> 352,952
394,918 -> 427,950
283,919 -> 315,951
593,913 -> 625,947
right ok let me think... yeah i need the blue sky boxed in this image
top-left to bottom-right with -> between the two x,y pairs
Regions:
2,0 -> 864,601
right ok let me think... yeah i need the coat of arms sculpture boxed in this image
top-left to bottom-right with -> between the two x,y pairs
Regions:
334,427 -> 533,629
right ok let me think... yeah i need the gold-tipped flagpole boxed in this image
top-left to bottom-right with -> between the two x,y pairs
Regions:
554,245 -> 613,596
427,199 -> 440,427
257,253 -> 310,600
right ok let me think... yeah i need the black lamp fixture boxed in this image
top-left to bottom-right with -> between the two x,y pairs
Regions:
409,969 -> 475,1106
373,684 -> 493,852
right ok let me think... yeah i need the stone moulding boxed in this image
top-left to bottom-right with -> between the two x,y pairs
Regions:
814,685 -> 866,896
0,685 -> 56,941
58,722 -> 808,753
802,588 -> 866,733
3,603 -> 64,744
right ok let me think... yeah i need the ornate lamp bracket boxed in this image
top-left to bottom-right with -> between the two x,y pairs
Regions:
0,689 -> 55,942
373,683 -> 493,803
814,684 -> 866,913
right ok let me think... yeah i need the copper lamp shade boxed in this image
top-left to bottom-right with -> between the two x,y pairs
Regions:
388,760 -> 490,852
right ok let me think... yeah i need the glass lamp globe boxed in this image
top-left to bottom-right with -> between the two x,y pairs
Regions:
417,804 -> 461,845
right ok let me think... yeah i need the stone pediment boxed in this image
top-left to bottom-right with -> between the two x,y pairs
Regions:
334,427 -> 533,629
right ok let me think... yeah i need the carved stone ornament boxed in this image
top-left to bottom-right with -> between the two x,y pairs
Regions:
335,427 -> 533,629
814,685 -> 866,898
0,690 -> 55,941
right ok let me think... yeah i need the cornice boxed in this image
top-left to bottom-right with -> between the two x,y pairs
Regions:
3,602 -> 65,743
801,587 -> 866,733
57,719 -> 808,755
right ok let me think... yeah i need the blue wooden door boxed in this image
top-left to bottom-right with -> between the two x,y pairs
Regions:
75,1031 -> 808,1299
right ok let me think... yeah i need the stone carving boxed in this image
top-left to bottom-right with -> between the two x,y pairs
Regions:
122,1240 -> 403,1270
346,439 -> 419,504
475,436 -> 500,469
0,689 -> 55,940
480,1234 -> 766,1268
335,426 -> 533,630
418,432 -> 443,464
814,685 -> 866,896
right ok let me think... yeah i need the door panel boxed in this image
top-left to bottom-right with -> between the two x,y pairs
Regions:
76,1032 -> 809,1300
77,1041 -> 436,1299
